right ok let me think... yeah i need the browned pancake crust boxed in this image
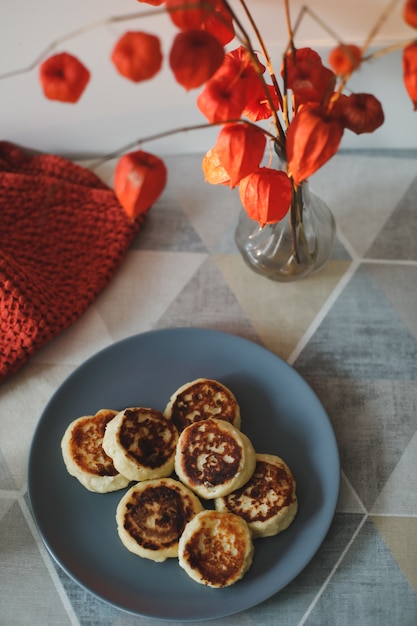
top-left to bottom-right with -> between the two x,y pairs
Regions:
219,455 -> 296,524
69,409 -> 118,476
167,379 -> 240,432
119,480 -> 202,553
179,510 -> 253,587
119,407 -> 177,468
179,419 -> 242,490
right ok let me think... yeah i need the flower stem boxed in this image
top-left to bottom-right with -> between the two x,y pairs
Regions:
361,0 -> 401,54
88,118 -> 278,169
362,38 -> 415,62
290,185 -> 300,264
0,9 -> 167,80
0,2 -> 226,80
237,0 -> 284,109
223,0 -> 286,150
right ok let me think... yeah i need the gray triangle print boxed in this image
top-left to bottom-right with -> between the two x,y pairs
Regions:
131,192 -> 207,253
295,265 -> 417,381
366,175 -> 417,260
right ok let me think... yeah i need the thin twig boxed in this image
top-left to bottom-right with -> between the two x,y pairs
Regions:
363,37 -> 415,62
290,5 -> 343,48
290,184 -> 300,264
238,0 -> 284,109
222,0 -> 286,149
0,2 -> 221,80
0,10 -> 163,80
283,0 -> 295,52
361,0 -> 401,54
89,118 -> 278,169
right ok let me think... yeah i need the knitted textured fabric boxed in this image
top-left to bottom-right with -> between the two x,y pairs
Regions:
0,141 -> 142,382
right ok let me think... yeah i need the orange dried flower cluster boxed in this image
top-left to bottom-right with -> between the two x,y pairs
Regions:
36,1 -> 417,226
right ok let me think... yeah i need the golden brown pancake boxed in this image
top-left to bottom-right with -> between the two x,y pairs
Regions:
102,407 -> 178,482
178,510 -> 254,587
174,417 -> 256,499
61,409 -> 130,493
163,378 -> 241,432
215,453 -> 298,538
116,478 -> 204,562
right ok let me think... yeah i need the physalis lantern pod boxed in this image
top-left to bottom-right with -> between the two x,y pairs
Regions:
283,47 -> 336,107
403,42 -> 417,110
215,123 -> 266,188
111,32 -> 163,82
239,168 -> 293,227
166,0 -> 215,31
243,84 -> 280,122
114,150 -> 167,220
334,93 -> 384,134
202,0 -> 235,46
39,52 -> 90,103
197,74 -> 247,123
216,46 -> 266,101
202,147 -> 231,185
286,104 -> 344,185
328,44 -> 362,77
169,30 -> 225,90
403,0 -> 417,28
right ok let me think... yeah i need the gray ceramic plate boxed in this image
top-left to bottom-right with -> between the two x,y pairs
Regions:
28,328 -> 340,622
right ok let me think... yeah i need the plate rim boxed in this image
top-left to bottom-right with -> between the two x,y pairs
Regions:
28,327 -> 340,622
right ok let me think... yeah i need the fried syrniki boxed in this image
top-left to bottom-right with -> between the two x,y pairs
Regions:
116,477 -> 203,562
178,510 -> 254,587
61,409 -> 130,493
215,453 -> 298,538
164,378 -> 241,432
102,407 -> 178,482
175,417 -> 256,499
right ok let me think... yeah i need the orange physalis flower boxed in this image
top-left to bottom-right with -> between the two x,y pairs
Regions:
169,30 -> 225,90
111,32 -> 162,82
239,168 -> 293,227
328,44 -> 362,76
214,123 -> 266,188
403,42 -> 417,109
197,74 -> 247,122
39,52 -> 90,103
283,47 -> 336,107
334,93 -> 384,134
243,84 -> 280,121
202,0 -> 235,46
202,147 -> 231,185
403,0 -> 417,28
166,0 -> 215,31
215,46 -> 266,100
114,150 -> 167,220
286,104 -> 344,185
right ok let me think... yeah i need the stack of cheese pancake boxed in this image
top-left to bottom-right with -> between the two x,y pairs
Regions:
60,377 -> 298,588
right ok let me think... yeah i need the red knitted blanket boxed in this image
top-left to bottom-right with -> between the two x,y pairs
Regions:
0,142 -> 141,381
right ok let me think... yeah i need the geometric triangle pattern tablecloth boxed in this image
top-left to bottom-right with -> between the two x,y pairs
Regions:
0,151 -> 416,626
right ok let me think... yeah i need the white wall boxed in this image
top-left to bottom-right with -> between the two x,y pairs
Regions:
1,0 -> 416,157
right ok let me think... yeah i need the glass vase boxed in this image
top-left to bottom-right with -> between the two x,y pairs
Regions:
235,181 -> 336,282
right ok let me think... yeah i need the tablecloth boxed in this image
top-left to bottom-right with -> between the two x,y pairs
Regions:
1,150 -> 416,626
